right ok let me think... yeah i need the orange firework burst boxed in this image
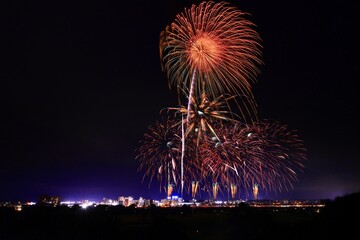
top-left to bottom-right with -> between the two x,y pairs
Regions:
160,1 -> 263,118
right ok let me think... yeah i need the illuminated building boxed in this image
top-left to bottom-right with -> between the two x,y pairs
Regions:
253,184 -> 259,200
118,196 -> 134,206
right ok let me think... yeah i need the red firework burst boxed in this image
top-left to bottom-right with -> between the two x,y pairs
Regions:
199,120 -> 307,198
135,117 -> 202,195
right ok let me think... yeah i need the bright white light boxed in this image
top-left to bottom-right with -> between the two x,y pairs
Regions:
80,201 -> 95,209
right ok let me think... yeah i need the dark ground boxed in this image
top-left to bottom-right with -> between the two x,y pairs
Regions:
1,192 -> 359,240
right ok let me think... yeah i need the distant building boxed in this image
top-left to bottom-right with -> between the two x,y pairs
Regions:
118,196 -> 133,207
118,196 -> 125,206
144,199 -> 152,207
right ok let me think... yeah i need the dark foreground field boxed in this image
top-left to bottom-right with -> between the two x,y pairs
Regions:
1,193 -> 359,240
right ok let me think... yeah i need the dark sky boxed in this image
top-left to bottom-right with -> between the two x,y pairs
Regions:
1,0 -> 359,202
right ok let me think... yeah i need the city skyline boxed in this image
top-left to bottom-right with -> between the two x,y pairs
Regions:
1,0 -> 359,202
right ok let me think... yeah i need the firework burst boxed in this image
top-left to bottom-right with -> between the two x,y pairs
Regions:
160,1 -> 263,119
199,120 -> 307,198
135,117 -> 181,192
164,90 -> 241,144
158,1 -> 263,197
135,117 -> 203,195
137,1 -> 307,200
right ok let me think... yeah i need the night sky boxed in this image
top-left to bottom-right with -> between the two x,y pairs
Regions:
1,0 -> 359,202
